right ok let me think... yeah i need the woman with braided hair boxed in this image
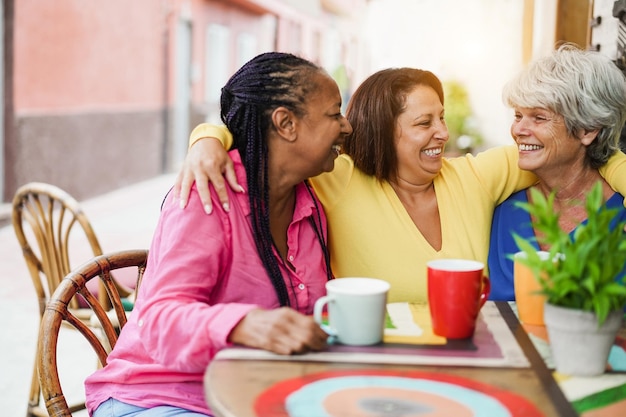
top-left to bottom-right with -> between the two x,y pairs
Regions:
177,64 -> 626,305
85,52 -> 351,416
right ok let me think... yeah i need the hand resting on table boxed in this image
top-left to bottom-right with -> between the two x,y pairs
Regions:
229,307 -> 328,355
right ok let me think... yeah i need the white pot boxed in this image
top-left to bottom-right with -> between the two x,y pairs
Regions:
543,303 -> 623,377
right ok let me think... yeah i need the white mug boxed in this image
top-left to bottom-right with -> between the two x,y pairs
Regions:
313,277 -> 390,346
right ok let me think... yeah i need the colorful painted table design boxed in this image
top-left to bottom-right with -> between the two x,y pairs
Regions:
254,369 -> 545,417
207,302 -> 573,417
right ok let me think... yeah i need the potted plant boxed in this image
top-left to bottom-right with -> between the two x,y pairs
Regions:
513,182 -> 626,376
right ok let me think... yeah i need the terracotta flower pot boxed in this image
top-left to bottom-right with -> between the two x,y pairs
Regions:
543,303 -> 623,377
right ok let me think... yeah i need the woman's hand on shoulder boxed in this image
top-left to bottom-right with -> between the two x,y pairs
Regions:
173,138 -> 243,214
229,307 -> 328,355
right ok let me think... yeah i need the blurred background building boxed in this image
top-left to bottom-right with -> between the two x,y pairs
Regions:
1,0 -> 369,203
0,0 -> 623,204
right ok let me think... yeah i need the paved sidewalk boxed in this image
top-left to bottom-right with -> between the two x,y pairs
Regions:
0,173 -> 177,417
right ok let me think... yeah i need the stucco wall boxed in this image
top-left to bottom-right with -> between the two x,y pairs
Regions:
7,0 -> 167,201
13,110 -> 163,199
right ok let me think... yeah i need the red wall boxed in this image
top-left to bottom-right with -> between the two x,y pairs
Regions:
14,0 -> 164,113
4,0 -> 368,202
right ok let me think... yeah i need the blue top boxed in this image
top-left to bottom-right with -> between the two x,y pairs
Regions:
487,189 -> 626,301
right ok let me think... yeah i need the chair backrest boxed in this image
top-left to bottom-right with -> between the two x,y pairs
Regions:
38,249 -> 148,417
12,182 -> 119,313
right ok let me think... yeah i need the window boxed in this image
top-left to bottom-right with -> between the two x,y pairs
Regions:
236,32 -> 257,67
205,24 -> 231,104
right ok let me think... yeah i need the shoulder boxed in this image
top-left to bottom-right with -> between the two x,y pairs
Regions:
607,192 -> 625,208
496,189 -> 528,209
311,154 -> 359,207
492,190 -> 529,232
607,193 -> 626,222
441,145 -> 515,174
445,145 -> 518,165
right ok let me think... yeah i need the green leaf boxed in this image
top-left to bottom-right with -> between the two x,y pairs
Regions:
512,182 -> 626,326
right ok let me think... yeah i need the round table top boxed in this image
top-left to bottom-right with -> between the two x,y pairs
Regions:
204,358 -> 565,417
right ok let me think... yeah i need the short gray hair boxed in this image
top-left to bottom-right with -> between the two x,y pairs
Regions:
502,43 -> 626,168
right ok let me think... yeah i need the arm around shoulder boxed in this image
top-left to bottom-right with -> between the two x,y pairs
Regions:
175,123 -> 241,213
189,123 -> 234,150
600,151 -> 626,207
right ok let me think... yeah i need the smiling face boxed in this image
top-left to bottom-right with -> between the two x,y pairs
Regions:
393,85 -> 449,184
295,73 -> 353,176
510,107 -> 592,178
270,72 -> 352,183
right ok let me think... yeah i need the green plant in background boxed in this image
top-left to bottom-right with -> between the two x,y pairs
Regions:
443,80 -> 483,153
513,182 -> 626,325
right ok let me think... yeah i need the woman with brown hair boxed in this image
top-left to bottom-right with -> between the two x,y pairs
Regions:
177,66 -> 626,304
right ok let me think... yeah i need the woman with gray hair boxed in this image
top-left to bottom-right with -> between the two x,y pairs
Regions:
488,44 -> 626,300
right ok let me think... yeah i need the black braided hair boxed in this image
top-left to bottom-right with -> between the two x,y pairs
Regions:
220,52 -> 327,307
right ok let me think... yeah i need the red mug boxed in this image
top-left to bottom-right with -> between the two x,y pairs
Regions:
427,259 -> 490,339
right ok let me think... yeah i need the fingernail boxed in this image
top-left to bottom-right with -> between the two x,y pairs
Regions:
222,202 -> 230,212
238,185 -> 245,193
204,204 -> 212,214
179,200 -> 186,209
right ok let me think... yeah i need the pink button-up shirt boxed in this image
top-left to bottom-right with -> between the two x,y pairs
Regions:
85,151 -> 330,415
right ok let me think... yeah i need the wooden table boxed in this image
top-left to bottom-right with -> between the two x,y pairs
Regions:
204,302 -> 623,417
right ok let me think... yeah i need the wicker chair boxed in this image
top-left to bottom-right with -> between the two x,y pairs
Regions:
38,250 -> 148,417
12,182 -> 135,417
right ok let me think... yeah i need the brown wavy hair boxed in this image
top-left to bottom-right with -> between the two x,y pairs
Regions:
344,68 -> 444,181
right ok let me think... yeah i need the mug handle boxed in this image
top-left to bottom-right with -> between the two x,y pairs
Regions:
313,295 -> 332,325
313,295 -> 338,343
479,275 -> 491,308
